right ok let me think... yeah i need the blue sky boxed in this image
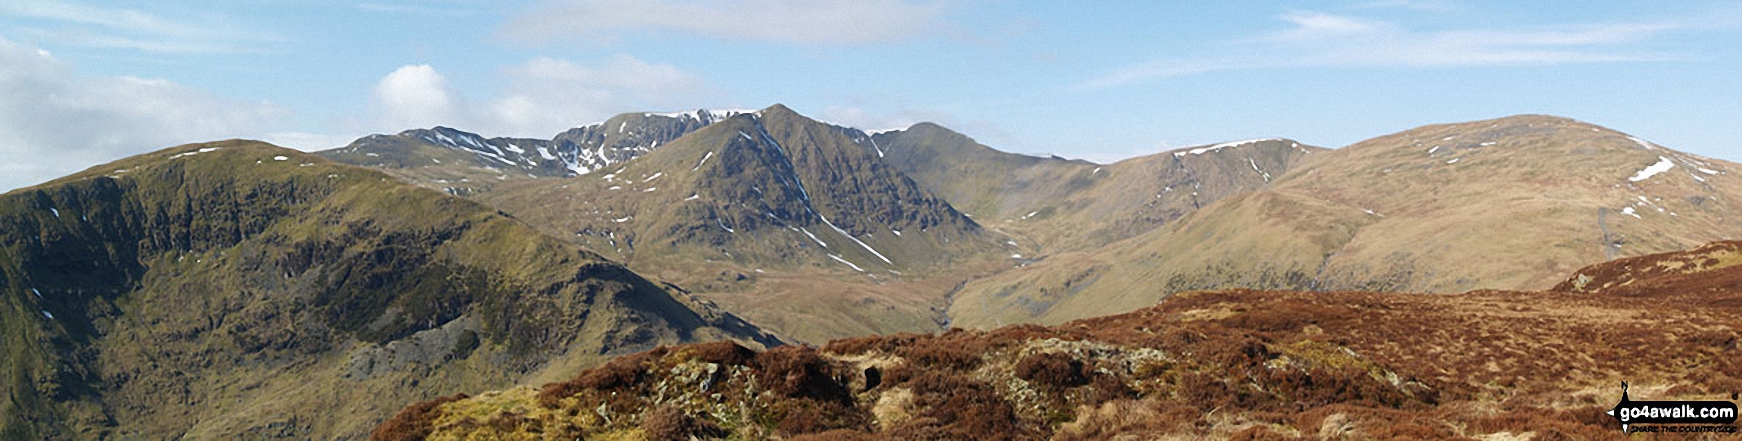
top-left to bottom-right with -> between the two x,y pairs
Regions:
2,0 -> 1740,191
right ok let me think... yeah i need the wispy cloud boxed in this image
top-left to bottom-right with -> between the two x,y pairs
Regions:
501,0 -> 949,45
1358,0 -> 1459,12
355,2 -> 479,17
0,37 -> 289,192
0,0 -> 276,53
1080,11 -> 1694,90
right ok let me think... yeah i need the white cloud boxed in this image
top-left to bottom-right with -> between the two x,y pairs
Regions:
0,38 -> 288,192
501,0 -> 947,45
372,64 -> 461,131
1081,12 -> 1689,89
0,0 -> 274,53
367,56 -> 710,138
1270,11 -> 1383,40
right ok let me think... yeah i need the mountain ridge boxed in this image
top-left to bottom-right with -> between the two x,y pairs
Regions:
947,114 -> 1742,327
0,140 -> 779,439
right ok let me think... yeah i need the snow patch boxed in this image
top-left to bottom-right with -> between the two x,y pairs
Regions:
50,208 -> 59,218
612,216 -> 632,223
505,143 -> 525,154
1174,138 -> 1282,157
693,151 -> 714,171
643,172 -> 662,182
169,147 -> 220,159
1446,158 -> 1460,164
800,228 -> 827,247
819,214 -> 892,265
42,311 -> 53,319
1248,157 -> 1270,181
684,194 -> 700,201
537,146 -> 557,160
1622,207 -> 1641,218
1627,136 -> 1655,150
828,254 -> 865,272
1628,157 -> 1675,182
643,187 -> 656,192
1427,146 -> 1440,154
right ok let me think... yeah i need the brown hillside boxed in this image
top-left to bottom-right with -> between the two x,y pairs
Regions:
950,115 -> 1742,328
377,241 -> 1742,440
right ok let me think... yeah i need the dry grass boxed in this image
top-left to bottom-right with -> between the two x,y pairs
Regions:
384,241 -> 1742,440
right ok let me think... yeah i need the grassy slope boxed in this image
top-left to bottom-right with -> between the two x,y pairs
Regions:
874,125 -> 1323,255
388,241 -> 1742,440
949,115 -> 1742,328
0,140 -> 777,439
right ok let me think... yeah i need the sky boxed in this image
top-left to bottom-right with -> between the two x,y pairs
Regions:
2,0 -> 1740,191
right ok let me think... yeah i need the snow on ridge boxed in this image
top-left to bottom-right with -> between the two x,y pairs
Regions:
1627,136 -> 1655,150
537,146 -> 558,160
1173,138 -> 1284,157
1628,156 -> 1675,182
861,127 -> 904,136
647,108 -> 756,123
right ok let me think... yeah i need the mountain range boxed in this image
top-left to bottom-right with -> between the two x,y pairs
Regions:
6,104 -> 1742,439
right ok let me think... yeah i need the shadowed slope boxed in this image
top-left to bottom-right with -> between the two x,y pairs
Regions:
0,140 -> 778,439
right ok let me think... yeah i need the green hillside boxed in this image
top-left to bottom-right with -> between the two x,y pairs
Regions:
0,140 -> 778,439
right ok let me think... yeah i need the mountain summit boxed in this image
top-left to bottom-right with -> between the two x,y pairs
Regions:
320,109 -> 749,195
